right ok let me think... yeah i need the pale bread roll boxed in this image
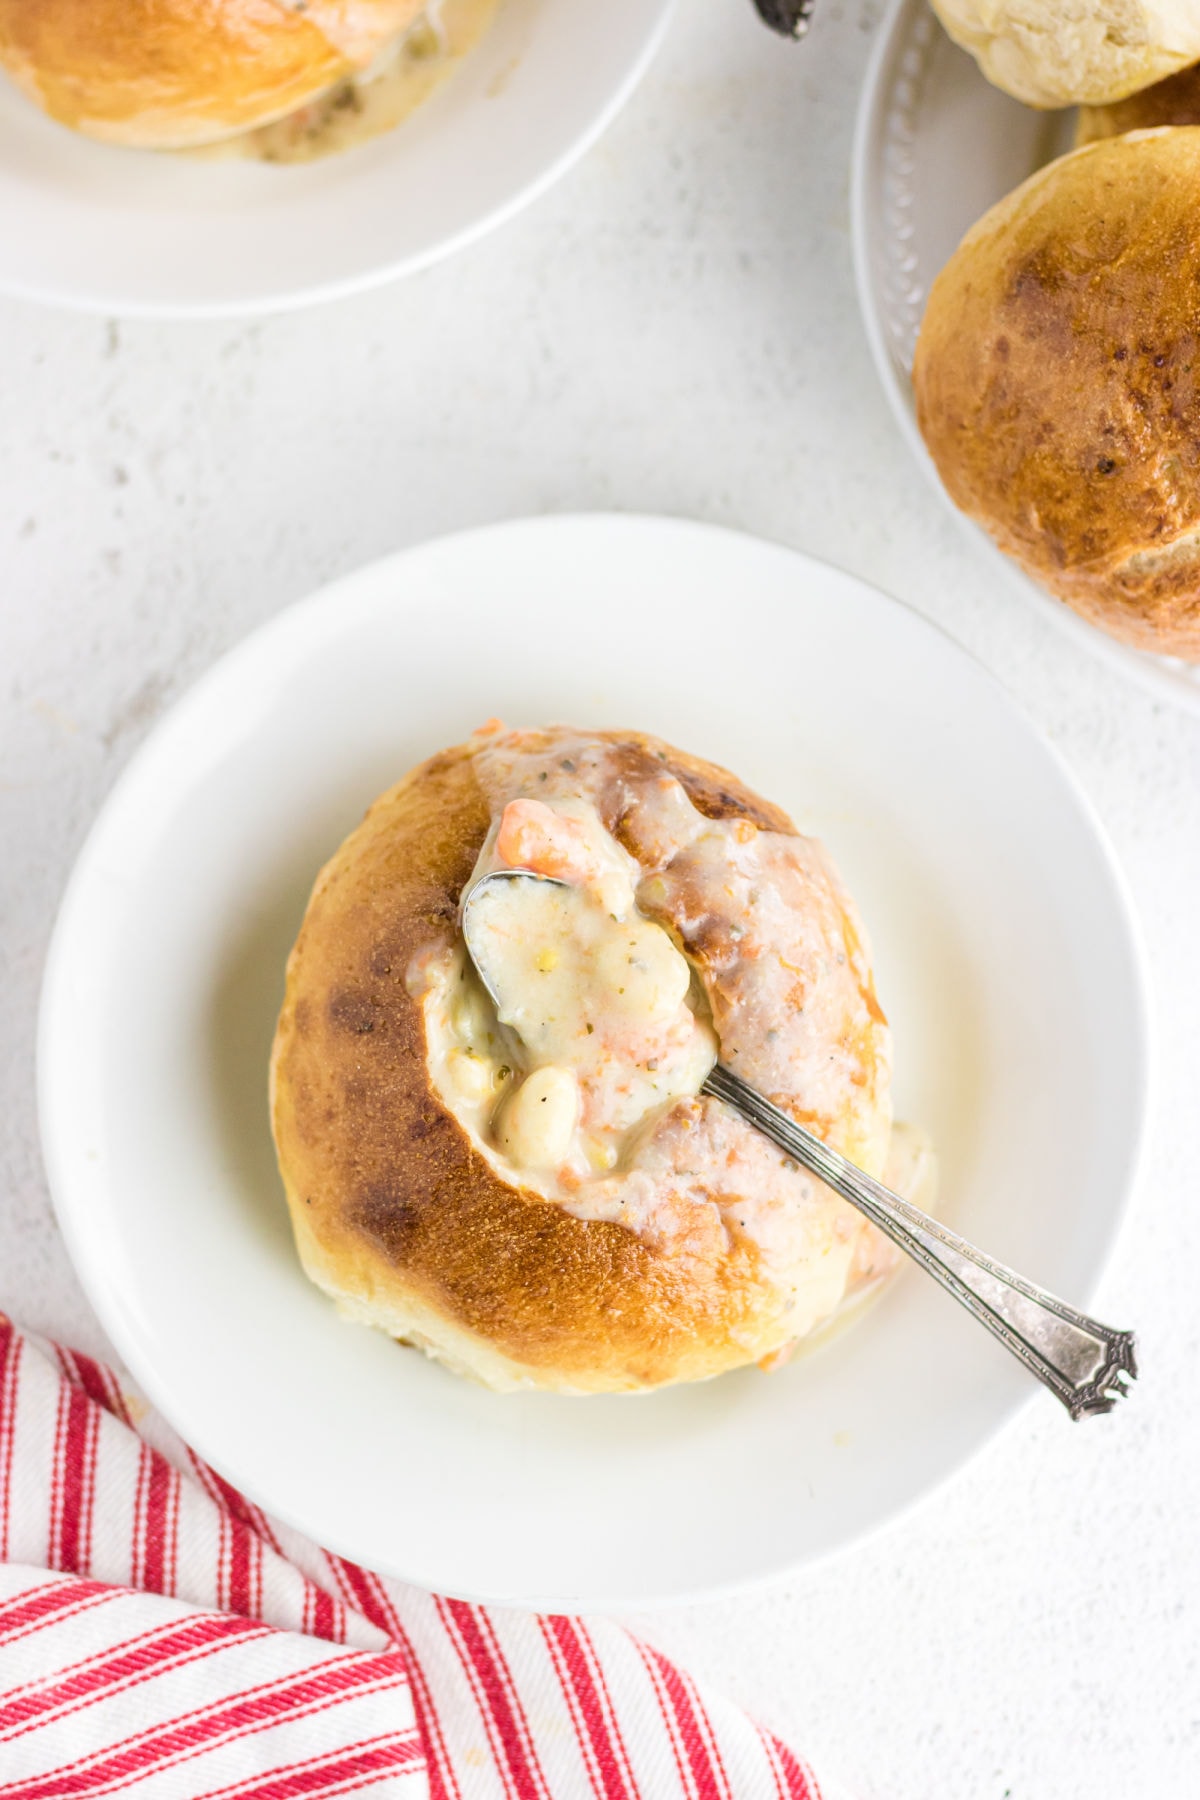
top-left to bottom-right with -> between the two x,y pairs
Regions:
913,127 -> 1200,661
930,0 -> 1200,107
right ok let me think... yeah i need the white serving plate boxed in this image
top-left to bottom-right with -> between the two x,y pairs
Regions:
0,0 -> 673,317
39,514 -> 1149,1607
852,0 -> 1200,714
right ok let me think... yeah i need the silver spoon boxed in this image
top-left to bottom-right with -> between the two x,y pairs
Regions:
462,871 -> 1137,1419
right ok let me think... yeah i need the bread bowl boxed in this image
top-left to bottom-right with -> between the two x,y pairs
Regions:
0,0 -> 495,156
913,128 -> 1200,661
928,0 -> 1200,108
270,722 -> 932,1394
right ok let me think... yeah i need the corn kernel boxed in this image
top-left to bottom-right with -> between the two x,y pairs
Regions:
586,1138 -> 617,1172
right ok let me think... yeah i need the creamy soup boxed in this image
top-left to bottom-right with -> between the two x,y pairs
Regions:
199,0 -> 500,164
460,801 -> 717,1177
405,725 -> 927,1348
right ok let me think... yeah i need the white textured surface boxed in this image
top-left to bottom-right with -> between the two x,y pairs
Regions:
1,2 -> 1197,1796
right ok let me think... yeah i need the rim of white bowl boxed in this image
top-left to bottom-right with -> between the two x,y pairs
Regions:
36,515 -> 1155,1605
0,2 -> 677,320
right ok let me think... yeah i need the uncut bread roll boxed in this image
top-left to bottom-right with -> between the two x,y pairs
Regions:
913,128 -> 1200,660
1077,60 -> 1200,141
929,0 -> 1200,107
270,723 -> 918,1395
0,0 -> 425,148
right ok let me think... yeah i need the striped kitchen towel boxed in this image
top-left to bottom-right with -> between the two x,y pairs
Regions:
0,1316 -> 819,1798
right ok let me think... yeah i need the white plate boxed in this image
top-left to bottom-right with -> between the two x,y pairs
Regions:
0,0 -> 673,317
852,0 -> 1200,715
39,514 -> 1150,1607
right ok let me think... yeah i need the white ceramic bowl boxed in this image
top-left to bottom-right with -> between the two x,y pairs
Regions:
39,515 -> 1150,1607
852,0 -> 1200,714
0,0 -> 674,317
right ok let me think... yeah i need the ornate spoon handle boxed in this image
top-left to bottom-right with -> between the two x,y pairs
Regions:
751,0 -> 817,39
702,1063 -> 1137,1418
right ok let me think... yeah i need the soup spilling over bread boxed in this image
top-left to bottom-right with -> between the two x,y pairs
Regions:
271,723 -> 935,1393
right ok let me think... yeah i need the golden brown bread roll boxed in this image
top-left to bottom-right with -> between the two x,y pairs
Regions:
0,0 -> 425,148
929,0 -> 1200,108
1077,60 -> 1200,142
913,128 -> 1200,661
270,723 -> 917,1394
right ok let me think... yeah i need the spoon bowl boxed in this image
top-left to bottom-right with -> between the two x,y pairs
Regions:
459,869 -> 570,1011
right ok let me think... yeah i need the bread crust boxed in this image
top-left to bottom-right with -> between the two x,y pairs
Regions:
1077,61 -> 1200,143
0,0 -> 424,147
913,128 -> 1200,660
270,730 -> 885,1393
